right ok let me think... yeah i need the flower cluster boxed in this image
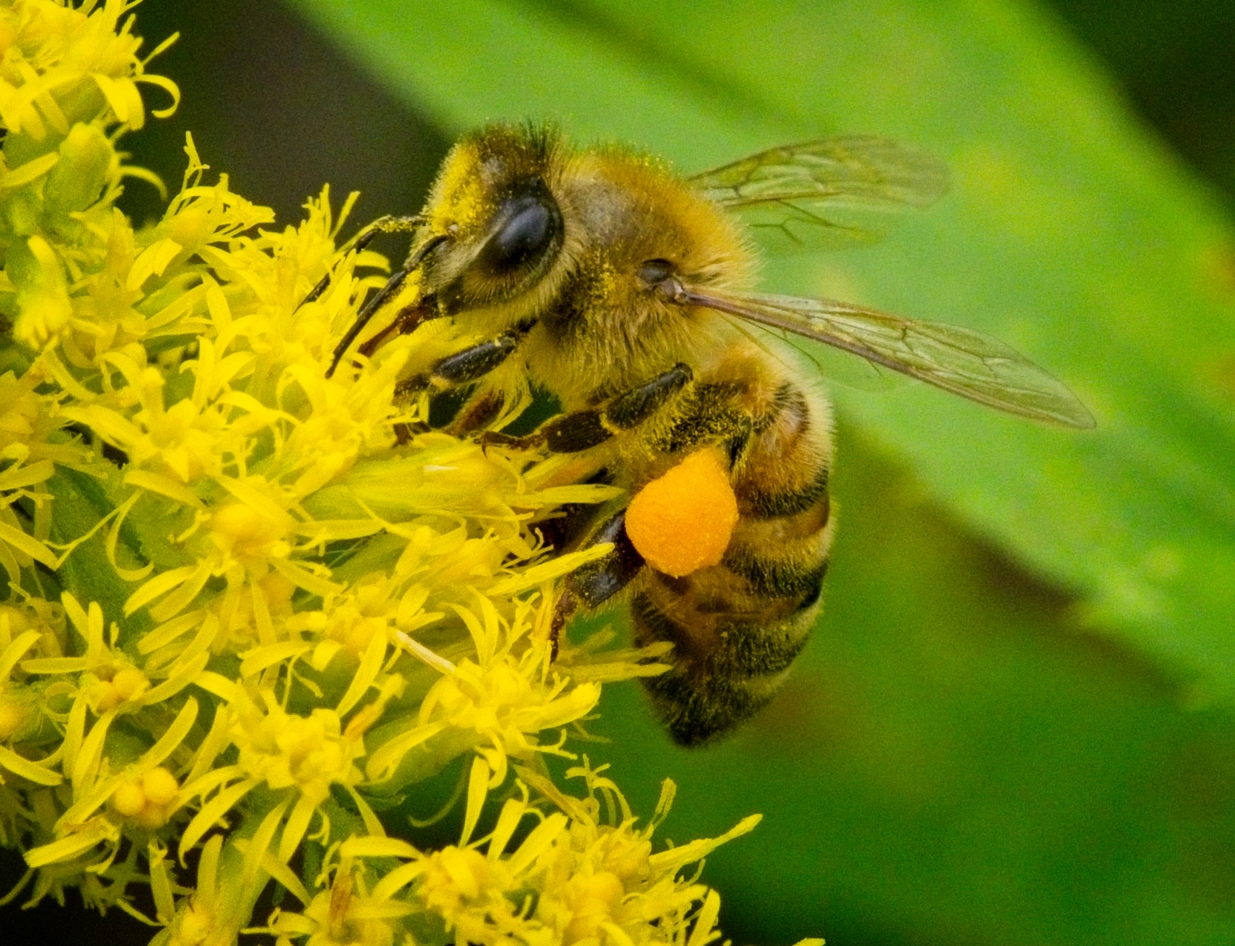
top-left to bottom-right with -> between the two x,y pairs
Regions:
0,3 -> 796,946
267,762 -> 764,946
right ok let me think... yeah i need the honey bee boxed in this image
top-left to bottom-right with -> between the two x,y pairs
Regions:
319,124 -> 1093,746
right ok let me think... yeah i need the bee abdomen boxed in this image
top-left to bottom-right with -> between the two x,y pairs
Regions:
633,375 -> 834,745
632,589 -> 820,745
722,541 -> 828,596
633,488 -> 832,744
740,466 -> 830,519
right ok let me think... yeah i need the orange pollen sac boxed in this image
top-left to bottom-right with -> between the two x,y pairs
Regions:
625,447 -> 739,578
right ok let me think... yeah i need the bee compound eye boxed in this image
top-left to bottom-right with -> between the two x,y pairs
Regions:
479,179 -> 562,274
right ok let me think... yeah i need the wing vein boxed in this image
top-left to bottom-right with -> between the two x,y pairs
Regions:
681,289 -> 1095,428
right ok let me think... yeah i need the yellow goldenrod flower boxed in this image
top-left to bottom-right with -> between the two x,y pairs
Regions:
267,852 -> 411,946
0,601 -> 64,794
332,763 -> 760,946
110,764 -> 179,829
231,694 -> 362,801
0,5 -> 794,945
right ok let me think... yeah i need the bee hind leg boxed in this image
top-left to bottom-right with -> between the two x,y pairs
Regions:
550,509 -> 645,658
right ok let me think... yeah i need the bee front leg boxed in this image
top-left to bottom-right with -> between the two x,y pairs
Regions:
302,214 -> 421,308
326,220 -> 449,378
394,318 -> 537,399
483,363 -> 694,453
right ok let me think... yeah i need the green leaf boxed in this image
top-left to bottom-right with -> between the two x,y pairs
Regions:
290,0 -> 1235,695
47,468 -> 149,644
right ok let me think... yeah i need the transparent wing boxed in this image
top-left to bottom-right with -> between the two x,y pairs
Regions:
683,288 -> 1095,428
690,136 -> 949,251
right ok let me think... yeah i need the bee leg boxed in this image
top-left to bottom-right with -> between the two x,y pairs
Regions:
550,509 -> 645,656
549,592 -> 575,661
484,363 -> 694,453
444,389 -> 506,436
605,363 -> 694,430
394,318 -> 537,399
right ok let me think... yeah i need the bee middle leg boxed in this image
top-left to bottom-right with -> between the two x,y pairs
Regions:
483,363 -> 694,453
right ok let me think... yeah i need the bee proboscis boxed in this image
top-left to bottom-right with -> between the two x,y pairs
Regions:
320,125 -> 1093,745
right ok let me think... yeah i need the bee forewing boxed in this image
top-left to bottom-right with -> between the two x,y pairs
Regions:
690,136 -> 950,251
683,289 -> 1096,428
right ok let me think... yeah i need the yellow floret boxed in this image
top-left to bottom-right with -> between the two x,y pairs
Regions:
563,870 -> 626,944
111,666 -> 149,701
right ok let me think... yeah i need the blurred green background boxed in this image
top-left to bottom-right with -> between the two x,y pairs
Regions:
7,1 -> 1235,944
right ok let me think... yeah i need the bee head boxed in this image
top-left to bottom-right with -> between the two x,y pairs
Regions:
417,124 -> 567,315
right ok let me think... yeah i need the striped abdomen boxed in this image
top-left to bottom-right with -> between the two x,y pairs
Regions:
634,366 -> 835,745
